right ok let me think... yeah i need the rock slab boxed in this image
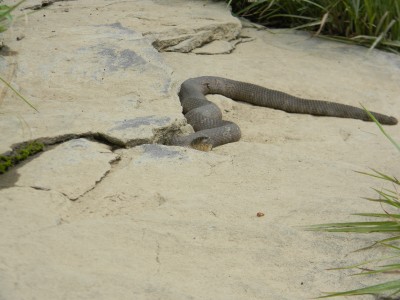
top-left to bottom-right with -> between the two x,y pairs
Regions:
1,0 -> 400,300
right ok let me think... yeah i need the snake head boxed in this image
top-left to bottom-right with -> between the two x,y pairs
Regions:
190,136 -> 213,152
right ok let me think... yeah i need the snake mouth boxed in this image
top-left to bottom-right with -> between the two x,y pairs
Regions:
190,136 -> 213,152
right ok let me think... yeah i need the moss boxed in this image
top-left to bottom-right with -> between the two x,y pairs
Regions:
0,156 -> 12,174
0,141 -> 44,174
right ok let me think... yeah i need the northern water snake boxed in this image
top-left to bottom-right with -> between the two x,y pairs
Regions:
171,76 -> 397,150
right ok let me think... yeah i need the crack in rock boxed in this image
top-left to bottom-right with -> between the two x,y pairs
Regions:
0,115 -> 189,197
1,113 -> 187,172
150,23 -> 241,53
69,155 -> 121,201
109,116 -> 171,132
0,138 -> 121,200
192,37 -> 255,55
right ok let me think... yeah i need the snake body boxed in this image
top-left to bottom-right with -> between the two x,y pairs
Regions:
171,76 -> 397,150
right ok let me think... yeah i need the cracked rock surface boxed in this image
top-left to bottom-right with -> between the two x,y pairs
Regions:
1,0 -> 183,153
1,1 -> 400,300
0,138 -> 119,200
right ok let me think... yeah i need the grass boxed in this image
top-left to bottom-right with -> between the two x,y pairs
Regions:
0,0 -> 25,33
303,109 -> 400,298
225,0 -> 400,53
0,0 -> 37,111
0,0 -> 40,174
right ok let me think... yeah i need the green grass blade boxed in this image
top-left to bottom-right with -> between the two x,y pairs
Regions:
365,198 -> 400,208
355,208 -> 400,216
304,220 -> 400,233
355,236 -> 400,252
352,265 -> 400,276
370,169 -> 399,184
285,20 -> 322,30
0,1 -> 25,34
0,0 -> 25,21
368,19 -> 397,52
317,280 -> 400,298
354,213 -> 400,219
377,236 -> 400,243
381,40 -> 400,47
380,243 -> 400,251
370,189 -> 400,208
375,11 -> 389,36
361,105 -> 400,152
0,76 -> 38,112
328,255 -> 400,271
300,0 -> 326,11
235,0 -> 270,16
355,169 -> 400,184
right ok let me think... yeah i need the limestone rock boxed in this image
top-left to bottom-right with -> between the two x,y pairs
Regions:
192,37 -> 255,54
0,2 -> 182,154
1,138 -> 118,200
152,22 -> 241,53
1,0 -> 400,299
192,40 -> 235,54
140,1 -> 241,53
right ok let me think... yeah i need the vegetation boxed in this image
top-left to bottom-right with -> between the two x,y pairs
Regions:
304,110 -> 400,298
0,0 -> 36,111
225,0 -> 400,53
0,141 -> 44,174
0,0 -> 25,33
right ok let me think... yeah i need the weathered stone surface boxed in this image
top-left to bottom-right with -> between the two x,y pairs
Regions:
0,0 -> 184,154
192,40 -> 234,54
137,1 -> 241,53
192,37 -> 255,54
1,0 -> 400,300
1,0 -> 242,155
152,22 -> 241,53
0,138 -> 118,200
2,143 -> 398,299
0,186 -> 70,236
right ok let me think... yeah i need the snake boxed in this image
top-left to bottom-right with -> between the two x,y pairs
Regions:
171,76 -> 398,151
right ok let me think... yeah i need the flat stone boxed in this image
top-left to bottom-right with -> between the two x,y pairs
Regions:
0,138 -> 118,200
1,0 -> 400,299
0,186 -> 70,239
192,40 -> 234,54
0,1 -> 184,154
138,1 -> 241,53
1,0 -> 241,154
192,37 -> 255,55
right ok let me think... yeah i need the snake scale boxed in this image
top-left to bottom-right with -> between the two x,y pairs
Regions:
171,76 -> 398,151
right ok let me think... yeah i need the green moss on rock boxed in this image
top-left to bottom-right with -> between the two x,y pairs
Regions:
0,141 -> 44,174
0,156 -> 13,174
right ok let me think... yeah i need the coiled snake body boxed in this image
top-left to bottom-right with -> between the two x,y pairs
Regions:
171,76 -> 397,150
